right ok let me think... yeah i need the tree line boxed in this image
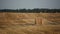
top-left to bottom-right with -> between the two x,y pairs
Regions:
0,8 -> 60,13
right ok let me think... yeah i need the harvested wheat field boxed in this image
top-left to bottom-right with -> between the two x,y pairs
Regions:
0,12 -> 60,34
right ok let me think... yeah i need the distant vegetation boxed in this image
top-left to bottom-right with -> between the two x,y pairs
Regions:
0,8 -> 60,13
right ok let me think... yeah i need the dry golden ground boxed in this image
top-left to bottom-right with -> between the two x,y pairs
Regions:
0,13 -> 60,34
0,25 -> 60,34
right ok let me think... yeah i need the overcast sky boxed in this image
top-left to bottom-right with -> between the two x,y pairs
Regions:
0,0 -> 60,9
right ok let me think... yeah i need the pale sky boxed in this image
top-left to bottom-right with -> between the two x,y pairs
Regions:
0,0 -> 60,9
